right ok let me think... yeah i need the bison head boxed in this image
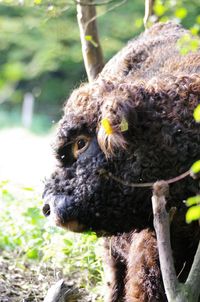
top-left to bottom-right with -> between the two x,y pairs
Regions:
42,82 -> 154,235
43,22 -> 200,235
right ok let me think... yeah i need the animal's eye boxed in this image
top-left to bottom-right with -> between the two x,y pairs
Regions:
73,136 -> 90,159
77,139 -> 86,150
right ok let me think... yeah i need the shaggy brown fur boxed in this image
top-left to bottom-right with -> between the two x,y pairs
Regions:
43,22 -> 200,301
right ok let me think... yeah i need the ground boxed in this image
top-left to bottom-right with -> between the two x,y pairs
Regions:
0,251 -> 92,302
0,251 -> 58,302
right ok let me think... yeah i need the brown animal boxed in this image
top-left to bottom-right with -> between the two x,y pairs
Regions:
43,22 -> 200,301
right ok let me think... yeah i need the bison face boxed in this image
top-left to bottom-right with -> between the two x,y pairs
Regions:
43,129 -> 152,235
42,84 -> 153,235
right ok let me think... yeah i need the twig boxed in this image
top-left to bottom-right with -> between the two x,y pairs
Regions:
83,0 -> 127,31
186,239 -> 200,301
99,169 -> 190,188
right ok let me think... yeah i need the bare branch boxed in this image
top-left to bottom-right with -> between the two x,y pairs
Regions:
152,181 -> 188,302
99,168 -> 190,188
82,0 -> 127,32
76,0 -> 104,82
186,240 -> 200,301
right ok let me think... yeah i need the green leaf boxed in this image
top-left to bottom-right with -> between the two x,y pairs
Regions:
196,15 -> 200,24
85,35 -> 98,48
190,39 -> 199,51
186,195 -> 200,206
63,238 -> 73,246
190,25 -> 200,36
26,248 -> 39,259
1,189 -> 14,201
34,0 -> 42,4
186,205 -> 200,223
177,34 -> 199,55
3,62 -> 24,82
22,187 -> 34,191
175,8 -> 187,19
134,18 -> 143,29
194,104 -> 200,122
154,3 -> 166,17
191,160 -> 200,174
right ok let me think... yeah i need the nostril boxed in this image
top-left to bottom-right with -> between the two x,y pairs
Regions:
43,203 -> 51,217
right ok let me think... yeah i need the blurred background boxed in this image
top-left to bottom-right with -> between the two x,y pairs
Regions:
0,0 -> 199,301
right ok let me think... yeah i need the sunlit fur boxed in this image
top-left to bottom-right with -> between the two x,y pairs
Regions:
43,22 -> 200,301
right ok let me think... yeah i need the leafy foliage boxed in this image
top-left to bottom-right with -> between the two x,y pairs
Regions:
154,1 -> 200,54
0,0 -> 144,124
0,180 -> 104,297
154,0 -> 200,25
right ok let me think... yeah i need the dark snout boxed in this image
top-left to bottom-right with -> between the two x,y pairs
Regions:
43,202 -> 51,217
42,194 -> 73,220
42,193 -> 85,232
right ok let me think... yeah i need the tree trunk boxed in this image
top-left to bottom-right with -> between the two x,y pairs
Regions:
76,0 -> 104,82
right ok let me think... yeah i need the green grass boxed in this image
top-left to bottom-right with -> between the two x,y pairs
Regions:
0,179 -> 104,298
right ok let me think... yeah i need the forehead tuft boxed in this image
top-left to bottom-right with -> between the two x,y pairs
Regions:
57,83 -> 101,140
64,83 -> 100,116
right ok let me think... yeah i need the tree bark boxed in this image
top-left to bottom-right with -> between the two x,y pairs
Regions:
186,240 -> 200,301
76,0 -> 104,82
143,0 -> 155,28
152,181 -> 200,302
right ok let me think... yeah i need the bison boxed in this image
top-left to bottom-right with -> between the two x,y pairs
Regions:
43,22 -> 200,301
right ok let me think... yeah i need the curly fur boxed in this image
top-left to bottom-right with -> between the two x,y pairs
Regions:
43,22 -> 200,301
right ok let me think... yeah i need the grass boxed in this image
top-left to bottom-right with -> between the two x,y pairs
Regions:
0,123 -> 104,300
0,177 -> 104,300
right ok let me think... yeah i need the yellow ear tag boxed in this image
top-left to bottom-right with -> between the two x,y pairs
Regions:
120,117 -> 128,132
101,118 -> 113,135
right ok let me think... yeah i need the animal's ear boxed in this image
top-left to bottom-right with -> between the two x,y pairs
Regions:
97,91 -> 138,157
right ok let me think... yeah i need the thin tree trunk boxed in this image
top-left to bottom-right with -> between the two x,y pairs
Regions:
76,0 -> 104,82
143,0 -> 155,28
152,181 -> 200,302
